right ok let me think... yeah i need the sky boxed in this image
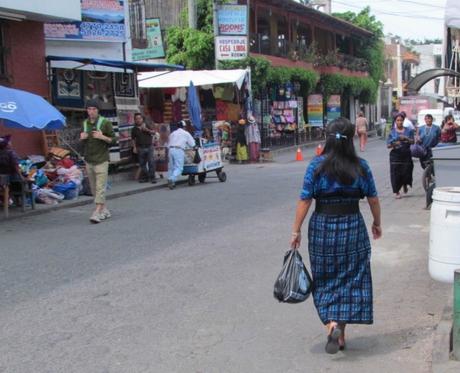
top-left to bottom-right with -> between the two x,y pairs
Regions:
331,0 -> 447,41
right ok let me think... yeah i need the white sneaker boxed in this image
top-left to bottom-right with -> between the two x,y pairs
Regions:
90,212 -> 102,224
101,208 -> 111,219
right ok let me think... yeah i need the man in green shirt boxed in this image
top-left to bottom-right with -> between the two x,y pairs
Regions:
80,99 -> 115,223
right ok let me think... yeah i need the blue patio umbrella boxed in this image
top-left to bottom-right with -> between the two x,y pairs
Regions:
0,85 -> 66,130
187,81 -> 202,136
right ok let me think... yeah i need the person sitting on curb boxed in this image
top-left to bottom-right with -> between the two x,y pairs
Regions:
80,100 -> 116,224
167,120 -> 196,190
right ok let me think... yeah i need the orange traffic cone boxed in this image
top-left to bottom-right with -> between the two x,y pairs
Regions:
296,147 -> 303,161
315,144 -> 323,156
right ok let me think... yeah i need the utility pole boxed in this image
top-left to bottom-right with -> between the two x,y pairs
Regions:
213,0 -> 219,69
188,0 -> 197,29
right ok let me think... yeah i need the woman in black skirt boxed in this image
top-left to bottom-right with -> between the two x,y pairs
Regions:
387,113 -> 415,199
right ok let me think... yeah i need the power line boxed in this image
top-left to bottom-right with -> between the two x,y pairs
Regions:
394,0 -> 445,9
333,0 -> 444,20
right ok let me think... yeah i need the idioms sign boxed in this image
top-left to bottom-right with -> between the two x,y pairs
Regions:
217,5 -> 247,35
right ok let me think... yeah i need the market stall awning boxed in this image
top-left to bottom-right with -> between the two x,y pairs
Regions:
446,0 -> 460,29
46,55 -> 184,72
138,69 -> 248,89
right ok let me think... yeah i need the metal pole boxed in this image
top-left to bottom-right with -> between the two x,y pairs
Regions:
213,0 -> 219,69
454,269 -> 460,360
188,0 -> 197,29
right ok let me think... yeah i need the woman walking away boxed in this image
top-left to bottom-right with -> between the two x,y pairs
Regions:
355,111 -> 368,152
387,113 -> 415,199
290,117 -> 382,354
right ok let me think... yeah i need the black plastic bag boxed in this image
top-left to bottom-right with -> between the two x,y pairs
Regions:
193,149 -> 201,164
274,250 -> 313,303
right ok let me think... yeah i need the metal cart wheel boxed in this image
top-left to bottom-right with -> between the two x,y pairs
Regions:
217,171 -> 227,182
188,175 -> 196,186
198,173 -> 206,183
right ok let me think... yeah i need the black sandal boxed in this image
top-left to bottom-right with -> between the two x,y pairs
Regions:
325,326 -> 342,354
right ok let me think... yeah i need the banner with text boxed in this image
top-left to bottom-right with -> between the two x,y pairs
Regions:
215,36 -> 248,60
132,18 -> 165,61
307,94 -> 324,127
45,0 -> 125,42
326,95 -> 341,123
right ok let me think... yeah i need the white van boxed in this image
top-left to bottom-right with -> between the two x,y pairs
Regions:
417,109 -> 443,127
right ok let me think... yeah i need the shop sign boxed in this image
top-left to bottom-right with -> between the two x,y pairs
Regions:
132,18 -> 165,61
44,0 -> 125,42
217,5 -> 247,35
326,95 -> 341,123
202,144 -> 222,170
307,94 -> 324,127
215,36 -> 248,60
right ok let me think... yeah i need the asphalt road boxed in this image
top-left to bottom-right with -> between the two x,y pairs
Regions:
0,139 -> 452,373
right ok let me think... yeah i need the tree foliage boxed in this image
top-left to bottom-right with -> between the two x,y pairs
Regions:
333,6 -> 385,95
166,27 -> 214,69
220,56 -> 319,98
166,0 -> 216,69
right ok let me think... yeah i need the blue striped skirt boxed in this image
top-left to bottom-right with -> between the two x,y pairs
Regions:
307,211 -> 373,325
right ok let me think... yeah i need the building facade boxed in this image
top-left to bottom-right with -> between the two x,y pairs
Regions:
0,1 -> 81,156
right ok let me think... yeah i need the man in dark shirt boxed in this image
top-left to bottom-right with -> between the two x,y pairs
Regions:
131,113 -> 157,183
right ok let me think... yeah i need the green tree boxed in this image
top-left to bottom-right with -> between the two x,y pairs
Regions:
166,0 -> 215,69
333,6 -> 385,89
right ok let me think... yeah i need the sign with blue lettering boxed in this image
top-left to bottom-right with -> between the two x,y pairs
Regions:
45,0 -> 125,42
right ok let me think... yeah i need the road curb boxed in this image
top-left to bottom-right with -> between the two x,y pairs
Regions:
431,296 -> 460,372
270,131 -> 381,158
432,301 -> 453,371
1,179 -> 188,222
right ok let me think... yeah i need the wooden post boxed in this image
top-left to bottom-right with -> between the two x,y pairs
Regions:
454,269 -> 460,360
188,0 -> 197,29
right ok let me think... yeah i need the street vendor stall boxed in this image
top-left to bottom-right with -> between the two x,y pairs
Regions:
137,68 -> 253,163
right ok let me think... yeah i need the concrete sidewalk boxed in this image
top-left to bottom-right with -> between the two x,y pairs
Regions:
0,173 -> 182,222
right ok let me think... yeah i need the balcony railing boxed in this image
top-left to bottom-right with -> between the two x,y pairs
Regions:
249,33 -> 369,73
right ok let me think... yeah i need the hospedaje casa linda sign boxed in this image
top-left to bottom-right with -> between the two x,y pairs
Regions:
44,0 -> 125,42
215,36 -> 248,60
215,3 -> 248,61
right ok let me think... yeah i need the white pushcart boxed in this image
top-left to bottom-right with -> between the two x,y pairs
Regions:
182,140 -> 227,185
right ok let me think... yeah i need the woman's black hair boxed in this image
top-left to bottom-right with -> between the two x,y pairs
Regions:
315,117 -> 363,185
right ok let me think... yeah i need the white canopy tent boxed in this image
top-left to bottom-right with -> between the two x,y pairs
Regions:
137,69 -> 248,89
446,0 -> 460,29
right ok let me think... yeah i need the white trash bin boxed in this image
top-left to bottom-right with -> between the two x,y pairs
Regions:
429,187 -> 460,283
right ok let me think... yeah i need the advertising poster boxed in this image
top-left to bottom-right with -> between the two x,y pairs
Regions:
217,5 -> 247,35
307,94 -> 324,127
215,36 -> 248,60
326,95 -> 341,123
132,18 -> 165,61
45,0 -> 125,42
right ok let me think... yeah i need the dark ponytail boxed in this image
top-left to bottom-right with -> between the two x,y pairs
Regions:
315,117 -> 363,185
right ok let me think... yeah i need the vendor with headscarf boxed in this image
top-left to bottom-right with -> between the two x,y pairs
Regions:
0,135 -> 23,182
